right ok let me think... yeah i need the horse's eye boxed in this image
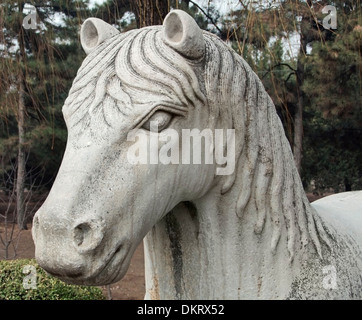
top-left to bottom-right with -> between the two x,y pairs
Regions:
142,111 -> 173,132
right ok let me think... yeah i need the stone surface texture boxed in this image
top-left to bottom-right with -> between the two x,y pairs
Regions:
32,10 -> 362,300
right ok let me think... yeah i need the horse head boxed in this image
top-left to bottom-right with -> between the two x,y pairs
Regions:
32,10 -> 231,286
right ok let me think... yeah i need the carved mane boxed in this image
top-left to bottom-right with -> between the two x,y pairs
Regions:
201,33 -> 331,260
63,28 -> 206,135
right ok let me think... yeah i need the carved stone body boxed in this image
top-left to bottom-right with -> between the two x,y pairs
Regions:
32,10 -> 362,299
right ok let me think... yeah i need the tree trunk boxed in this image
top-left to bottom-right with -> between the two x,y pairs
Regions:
130,0 -> 169,28
293,1 -> 312,174
16,78 -> 27,230
294,55 -> 304,174
16,2 -> 27,230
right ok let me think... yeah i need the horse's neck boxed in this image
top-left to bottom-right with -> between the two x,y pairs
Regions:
143,184 -> 311,300
142,94 -> 331,299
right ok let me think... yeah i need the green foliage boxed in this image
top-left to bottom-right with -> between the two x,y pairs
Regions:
301,1 -> 362,192
303,25 -> 361,120
0,259 -> 105,300
302,108 -> 362,193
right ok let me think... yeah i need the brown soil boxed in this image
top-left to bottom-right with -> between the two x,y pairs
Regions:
0,192 -> 329,300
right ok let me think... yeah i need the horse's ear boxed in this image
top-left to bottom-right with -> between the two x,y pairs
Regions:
80,18 -> 120,55
163,10 -> 205,59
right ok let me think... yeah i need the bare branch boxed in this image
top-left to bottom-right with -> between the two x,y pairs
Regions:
285,72 -> 296,83
274,63 -> 297,72
188,0 -> 224,35
262,63 -> 297,80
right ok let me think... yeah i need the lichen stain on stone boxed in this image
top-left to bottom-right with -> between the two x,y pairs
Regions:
257,276 -> 263,296
149,275 -> 160,300
165,212 -> 183,299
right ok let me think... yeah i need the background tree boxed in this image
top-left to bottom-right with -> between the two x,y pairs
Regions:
220,0 -> 361,190
0,0 -> 90,229
302,1 -> 362,192
91,0 -> 210,30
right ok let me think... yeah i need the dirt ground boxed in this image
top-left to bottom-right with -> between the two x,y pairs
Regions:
0,192 -> 329,300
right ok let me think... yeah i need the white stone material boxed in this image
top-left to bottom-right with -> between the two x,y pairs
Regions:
80,18 -> 120,55
312,192 -> 362,246
32,10 -> 362,300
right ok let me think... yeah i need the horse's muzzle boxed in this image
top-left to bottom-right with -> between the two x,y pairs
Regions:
32,208 -> 131,286
32,210 -> 105,281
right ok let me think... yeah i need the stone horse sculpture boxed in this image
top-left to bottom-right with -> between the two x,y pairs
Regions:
32,10 -> 362,299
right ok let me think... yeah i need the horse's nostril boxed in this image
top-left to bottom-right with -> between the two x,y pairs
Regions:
74,223 -> 91,247
73,221 -> 104,253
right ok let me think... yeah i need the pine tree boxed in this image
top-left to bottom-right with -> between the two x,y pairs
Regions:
0,1 -> 90,228
221,1 -> 334,173
302,1 -> 362,192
